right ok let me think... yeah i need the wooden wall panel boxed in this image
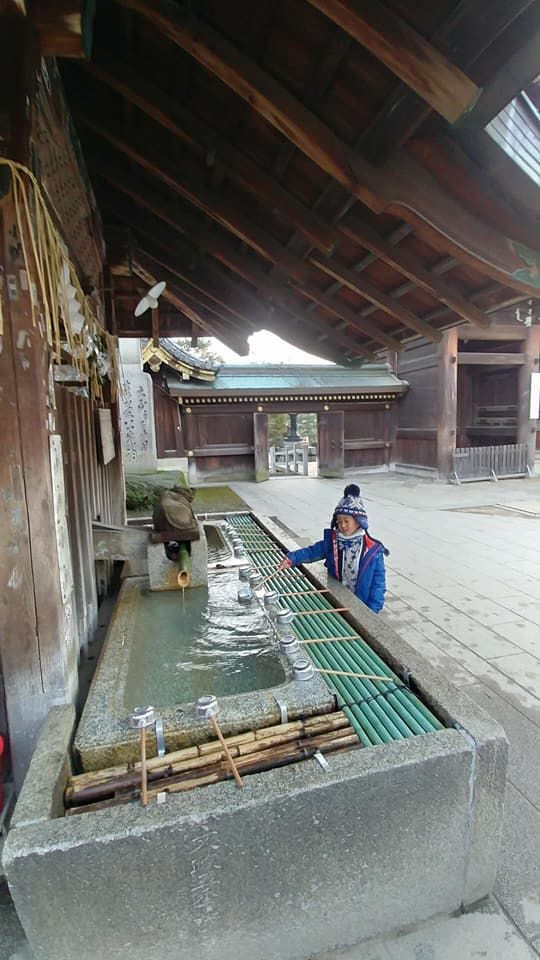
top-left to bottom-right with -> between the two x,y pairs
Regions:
344,407 -> 390,469
183,411 -> 255,481
456,366 -> 473,447
55,385 -> 125,647
395,342 -> 440,469
318,411 -> 344,478
153,383 -> 185,458
474,369 -> 518,408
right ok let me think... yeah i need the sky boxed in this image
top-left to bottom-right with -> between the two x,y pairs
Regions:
210,330 -> 332,365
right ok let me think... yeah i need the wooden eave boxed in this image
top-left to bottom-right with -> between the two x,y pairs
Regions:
141,341 -> 217,382
59,0 -> 540,360
169,385 -> 408,404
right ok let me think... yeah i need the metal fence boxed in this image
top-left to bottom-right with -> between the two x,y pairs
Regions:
451,443 -> 528,482
269,442 -> 314,475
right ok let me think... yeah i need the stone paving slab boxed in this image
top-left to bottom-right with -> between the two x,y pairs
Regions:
495,785 -> 540,945
489,653 -> 540,698
494,599 -> 540,626
316,901 -> 538,960
492,621 -> 540,658
466,684 -> 540,809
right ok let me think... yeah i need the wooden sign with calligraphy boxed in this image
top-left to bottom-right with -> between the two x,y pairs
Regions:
97,407 -> 115,465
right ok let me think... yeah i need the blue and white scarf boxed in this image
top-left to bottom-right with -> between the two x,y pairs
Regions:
337,529 -> 365,590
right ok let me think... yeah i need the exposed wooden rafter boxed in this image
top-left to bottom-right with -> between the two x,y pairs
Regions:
337,215 -> 490,329
101,180 -> 362,362
83,51 -> 491,333
84,53 -> 336,255
99,183 -> 374,363
136,248 -> 351,366
78,113 -> 440,345
32,0 -> 95,58
463,10 -> 540,130
303,0 -> 479,123
114,0 -> 540,296
127,257 -> 251,355
361,0 -> 538,161
93,162 -> 398,354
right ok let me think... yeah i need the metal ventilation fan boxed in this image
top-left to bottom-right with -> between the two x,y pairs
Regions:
134,281 -> 166,317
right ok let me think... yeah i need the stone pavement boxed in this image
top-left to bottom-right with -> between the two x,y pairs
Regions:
231,472 -> 540,959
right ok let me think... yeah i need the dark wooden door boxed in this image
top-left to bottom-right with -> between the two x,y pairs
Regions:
317,411 -> 344,478
153,383 -> 185,458
253,413 -> 269,482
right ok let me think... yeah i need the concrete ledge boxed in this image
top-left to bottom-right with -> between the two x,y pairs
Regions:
6,724 -> 476,960
11,705 -> 75,828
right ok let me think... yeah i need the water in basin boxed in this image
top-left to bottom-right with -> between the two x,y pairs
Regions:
124,570 -> 285,708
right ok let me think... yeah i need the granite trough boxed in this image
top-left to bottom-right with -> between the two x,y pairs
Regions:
3,514 -> 508,960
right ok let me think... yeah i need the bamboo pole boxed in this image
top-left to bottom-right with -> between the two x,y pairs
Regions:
144,731 -> 359,801
209,715 -> 244,789
65,715 -> 353,807
66,713 -> 348,797
67,728 -> 358,811
258,569 -> 283,587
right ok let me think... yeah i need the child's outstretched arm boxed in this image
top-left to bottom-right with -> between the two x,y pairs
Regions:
278,539 -> 326,569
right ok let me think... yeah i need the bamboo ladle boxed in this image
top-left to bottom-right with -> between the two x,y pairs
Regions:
196,696 -> 244,789
129,706 -> 156,807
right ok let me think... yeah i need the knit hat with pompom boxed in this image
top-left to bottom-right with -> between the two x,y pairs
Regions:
331,484 -> 368,529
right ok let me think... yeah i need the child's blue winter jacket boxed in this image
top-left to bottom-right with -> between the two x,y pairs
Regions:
286,528 -> 387,613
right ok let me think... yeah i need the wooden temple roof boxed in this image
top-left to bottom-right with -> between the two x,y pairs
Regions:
163,359 -> 406,400
56,0 -> 540,364
143,337 -> 219,380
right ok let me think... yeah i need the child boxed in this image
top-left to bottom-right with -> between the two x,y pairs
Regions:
278,484 -> 388,613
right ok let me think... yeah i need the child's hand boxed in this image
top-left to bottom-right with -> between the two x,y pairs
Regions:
278,557 -> 292,570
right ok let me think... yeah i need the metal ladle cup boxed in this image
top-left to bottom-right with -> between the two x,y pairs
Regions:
280,634 -> 301,657
292,659 -> 315,681
237,585 -> 253,604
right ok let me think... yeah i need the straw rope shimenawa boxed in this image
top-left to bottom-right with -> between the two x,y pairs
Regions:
0,158 -> 121,401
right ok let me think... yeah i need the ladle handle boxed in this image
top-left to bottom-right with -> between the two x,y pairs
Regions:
258,569 -> 282,588
210,716 -> 244,789
317,668 -> 396,682
140,727 -> 148,807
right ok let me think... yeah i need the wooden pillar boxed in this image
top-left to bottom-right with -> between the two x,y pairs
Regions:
253,413 -> 269,483
181,406 -> 197,484
456,365 -> 473,448
518,324 -> 540,472
317,411 -> 344,478
0,191 -> 78,788
437,330 -> 458,479
0,15 -> 78,788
